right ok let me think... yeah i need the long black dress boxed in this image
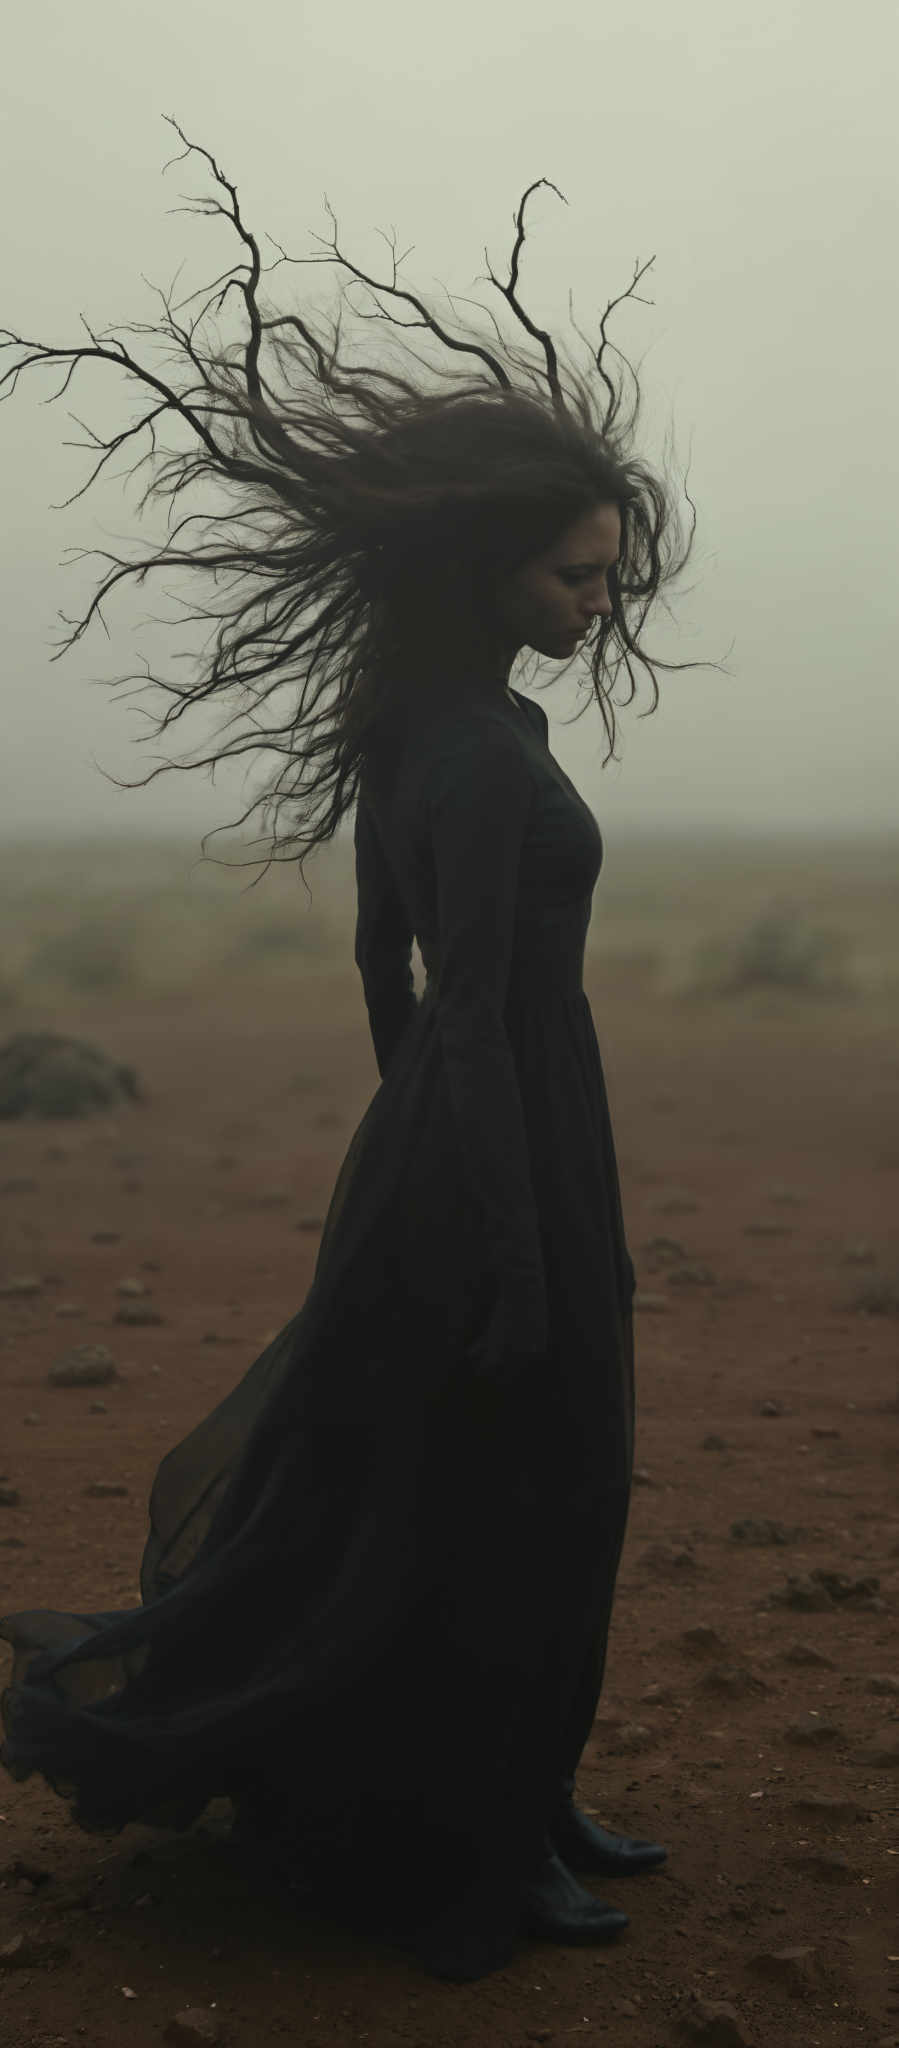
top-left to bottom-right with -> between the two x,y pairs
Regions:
0,681 -> 636,1981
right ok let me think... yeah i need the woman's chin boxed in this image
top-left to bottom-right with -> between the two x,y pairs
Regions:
530,636 -> 579,661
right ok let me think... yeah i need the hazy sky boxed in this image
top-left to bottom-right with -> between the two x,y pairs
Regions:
1,0 -> 896,844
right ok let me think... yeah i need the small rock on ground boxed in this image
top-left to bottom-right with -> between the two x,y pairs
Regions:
768,1574 -> 835,1612
611,1721 -> 656,1754
0,1931 -> 71,1969
114,1300 -> 164,1325
700,1665 -> 768,1699
47,1344 -> 118,1388
791,1795 -> 866,1824
784,1714 -> 844,1745
640,1542 -> 698,1573
678,1625 -> 728,1656
748,1945 -> 822,1998
852,1735 -> 899,1768
678,1995 -> 754,2045
784,1850 -> 856,1883
778,1642 -> 835,1667
164,2011 -> 224,2045
730,1517 -> 797,1545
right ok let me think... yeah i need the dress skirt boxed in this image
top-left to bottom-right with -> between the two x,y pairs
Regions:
1,694 -> 636,1982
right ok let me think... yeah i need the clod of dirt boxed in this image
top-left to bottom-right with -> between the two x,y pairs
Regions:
632,1465 -> 656,1485
757,1398 -> 785,1417
667,1264 -> 717,1288
866,1674 -> 899,1694
88,1399 -> 108,1415
0,1486 -> 22,1507
83,1481 -> 130,1498
47,1344 -> 118,1388
730,1517 -> 798,1545
784,1851 -> 857,1883
768,1574 -> 835,1612
791,1796 -> 867,1824
678,1995 -> 754,2045
114,1300 -> 164,1326
164,2012 -> 224,2045
699,1665 -> 768,1699
777,1642 -> 835,1667
633,1290 -> 668,1312
0,1275 -> 42,1297
640,1542 -> 698,1574
702,1433 -> 729,1451
784,1714 -> 844,1745
650,1189 -> 698,1214
0,1032 -> 142,1120
748,1945 -> 823,1997
0,1932 -> 71,1969
116,1276 -> 149,1297
678,1624 -> 728,1656
809,1567 -> 881,1602
2,1857 -> 52,1886
852,1734 -> 899,1768
610,1720 -> 656,1754
642,1681 -> 677,1706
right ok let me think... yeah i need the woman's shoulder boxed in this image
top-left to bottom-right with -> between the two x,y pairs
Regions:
417,692 -> 535,775
362,684 -> 542,815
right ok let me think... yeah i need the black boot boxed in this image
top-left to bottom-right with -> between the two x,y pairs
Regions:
550,1779 -> 667,1877
520,1846 -> 628,1944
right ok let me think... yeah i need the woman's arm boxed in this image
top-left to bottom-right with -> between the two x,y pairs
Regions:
426,723 -> 546,1342
354,787 -> 418,1080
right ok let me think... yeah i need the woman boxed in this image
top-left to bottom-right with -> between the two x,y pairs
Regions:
0,137 -> 693,1981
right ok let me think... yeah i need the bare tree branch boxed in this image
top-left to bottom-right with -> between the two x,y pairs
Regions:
480,179 -> 568,412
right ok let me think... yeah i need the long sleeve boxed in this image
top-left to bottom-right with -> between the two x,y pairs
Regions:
426,723 -> 547,1330
354,788 -> 418,1080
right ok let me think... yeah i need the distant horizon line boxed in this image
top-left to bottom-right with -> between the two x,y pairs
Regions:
1,823 -> 896,848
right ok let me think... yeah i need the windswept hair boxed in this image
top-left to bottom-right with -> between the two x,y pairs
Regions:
1,124 -> 696,880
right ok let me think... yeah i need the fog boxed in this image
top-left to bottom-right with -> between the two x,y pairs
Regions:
1,0 -> 896,847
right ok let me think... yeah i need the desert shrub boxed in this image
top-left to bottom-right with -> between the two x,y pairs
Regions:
687,904 -> 855,998
845,1270 -> 899,1317
28,920 -> 136,992
0,1033 -> 141,1119
230,914 -> 333,960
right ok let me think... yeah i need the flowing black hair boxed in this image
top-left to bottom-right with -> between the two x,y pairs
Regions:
1,123 -> 697,882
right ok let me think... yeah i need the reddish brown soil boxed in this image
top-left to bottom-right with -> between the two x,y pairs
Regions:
1,969 -> 897,2048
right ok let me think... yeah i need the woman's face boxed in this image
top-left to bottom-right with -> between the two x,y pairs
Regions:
492,500 -> 621,663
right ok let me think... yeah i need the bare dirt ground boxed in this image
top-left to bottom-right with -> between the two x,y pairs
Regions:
1,836 -> 898,2048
